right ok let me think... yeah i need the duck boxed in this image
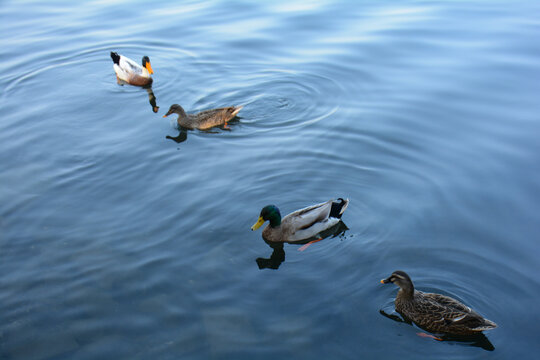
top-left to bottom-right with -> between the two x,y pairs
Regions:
381,270 -> 497,336
110,52 -> 154,87
251,198 -> 349,242
163,104 -> 243,130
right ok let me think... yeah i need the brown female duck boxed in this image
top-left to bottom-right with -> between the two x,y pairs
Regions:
163,104 -> 243,130
381,271 -> 497,336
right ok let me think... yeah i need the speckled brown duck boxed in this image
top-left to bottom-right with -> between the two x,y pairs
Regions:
381,270 -> 497,336
163,104 -> 243,130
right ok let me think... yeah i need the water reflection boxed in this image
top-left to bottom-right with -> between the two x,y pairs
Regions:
145,87 -> 159,113
165,118 -> 240,144
116,79 -> 159,113
379,310 -> 495,351
256,242 -> 285,270
256,221 -> 349,270
166,128 -> 188,143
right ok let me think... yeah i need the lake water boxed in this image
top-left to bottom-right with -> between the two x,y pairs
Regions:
1,0 -> 540,359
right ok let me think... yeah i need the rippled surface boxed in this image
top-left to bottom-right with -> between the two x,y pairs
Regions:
1,0 -> 540,358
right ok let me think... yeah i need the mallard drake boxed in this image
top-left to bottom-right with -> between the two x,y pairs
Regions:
381,271 -> 497,336
251,198 -> 349,242
163,104 -> 243,130
110,52 -> 154,87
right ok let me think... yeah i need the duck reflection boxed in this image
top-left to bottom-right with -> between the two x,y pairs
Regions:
166,128 -> 188,143
256,242 -> 285,270
256,221 -> 349,270
165,118 -> 241,144
115,80 -> 159,113
378,310 -> 495,351
145,86 -> 159,113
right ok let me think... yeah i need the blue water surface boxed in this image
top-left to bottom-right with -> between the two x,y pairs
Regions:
1,0 -> 540,359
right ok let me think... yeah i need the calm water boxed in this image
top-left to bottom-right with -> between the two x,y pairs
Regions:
1,0 -> 540,358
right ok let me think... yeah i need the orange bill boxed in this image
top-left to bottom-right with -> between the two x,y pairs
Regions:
146,62 -> 154,74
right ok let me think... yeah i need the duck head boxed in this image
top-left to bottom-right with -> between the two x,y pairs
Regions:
163,104 -> 187,118
381,270 -> 415,294
251,205 -> 281,230
142,56 -> 153,74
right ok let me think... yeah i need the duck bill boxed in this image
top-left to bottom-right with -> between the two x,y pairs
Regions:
380,277 -> 391,284
146,62 -> 154,74
251,217 -> 265,231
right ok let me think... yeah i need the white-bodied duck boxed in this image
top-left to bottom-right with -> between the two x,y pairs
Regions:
110,52 -> 154,87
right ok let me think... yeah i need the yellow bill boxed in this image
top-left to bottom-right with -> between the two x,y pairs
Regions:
251,216 -> 265,231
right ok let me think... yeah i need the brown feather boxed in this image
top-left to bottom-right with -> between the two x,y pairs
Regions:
386,271 -> 497,335
127,73 -> 153,87
176,106 -> 242,130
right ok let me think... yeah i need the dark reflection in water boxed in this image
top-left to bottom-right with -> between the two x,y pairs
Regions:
256,221 -> 349,270
145,87 -> 159,113
165,118 -> 241,144
379,310 -> 495,351
256,242 -> 285,270
116,79 -> 159,113
166,128 -> 188,143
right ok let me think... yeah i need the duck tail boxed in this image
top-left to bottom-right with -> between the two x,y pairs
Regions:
474,319 -> 497,331
231,105 -> 243,117
330,198 -> 349,219
110,52 -> 121,65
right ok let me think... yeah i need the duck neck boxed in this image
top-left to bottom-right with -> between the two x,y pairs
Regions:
268,213 -> 281,228
397,283 -> 414,300
175,107 -> 187,120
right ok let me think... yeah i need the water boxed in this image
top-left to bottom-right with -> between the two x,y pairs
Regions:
1,0 -> 540,358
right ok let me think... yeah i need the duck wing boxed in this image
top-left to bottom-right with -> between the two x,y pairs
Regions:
118,55 -> 143,75
403,293 -> 463,332
424,293 -> 473,313
420,292 -> 496,331
289,200 -> 332,223
193,106 -> 242,130
283,199 -> 348,242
